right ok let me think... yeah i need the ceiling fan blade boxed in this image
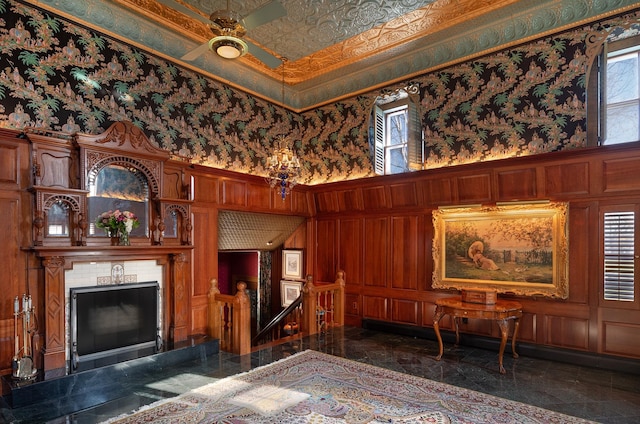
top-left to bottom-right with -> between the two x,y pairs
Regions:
181,41 -> 210,61
245,40 -> 282,68
155,0 -> 210,25
243,0 -> 286,30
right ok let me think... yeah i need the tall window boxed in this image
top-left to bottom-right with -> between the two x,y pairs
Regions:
605,45 -> 640,144
372,95 -> 423,175
603,210 -> 635,302
597,35 -> 640,146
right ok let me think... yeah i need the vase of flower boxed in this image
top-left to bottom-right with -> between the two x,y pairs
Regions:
96,210 -> 140,246
118,230 -> 130,246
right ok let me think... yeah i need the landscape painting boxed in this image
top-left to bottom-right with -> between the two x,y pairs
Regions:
432,202 -> 569,298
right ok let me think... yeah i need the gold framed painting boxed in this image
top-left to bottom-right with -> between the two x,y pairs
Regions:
432,202 -> 569,298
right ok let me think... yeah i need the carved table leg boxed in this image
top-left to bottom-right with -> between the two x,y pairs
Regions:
497,318 -> 510,374
453,317 -> 460,347
433,306 -> 445,360
511,317 -> 520,359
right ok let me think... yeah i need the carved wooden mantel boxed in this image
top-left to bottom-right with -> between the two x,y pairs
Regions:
32,245 -> 193,379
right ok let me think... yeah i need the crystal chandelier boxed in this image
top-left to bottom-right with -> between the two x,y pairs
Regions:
266,59 -> 301,201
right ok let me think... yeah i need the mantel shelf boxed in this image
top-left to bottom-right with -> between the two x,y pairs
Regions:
27,245 -> 194,258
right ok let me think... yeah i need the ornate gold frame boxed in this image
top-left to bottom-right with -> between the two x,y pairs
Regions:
432,202 -> 569,298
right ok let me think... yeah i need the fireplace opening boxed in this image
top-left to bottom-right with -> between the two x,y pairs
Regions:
70,281 -> 162,373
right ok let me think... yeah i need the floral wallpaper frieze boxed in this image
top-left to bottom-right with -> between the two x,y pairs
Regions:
0,0 -> 638,184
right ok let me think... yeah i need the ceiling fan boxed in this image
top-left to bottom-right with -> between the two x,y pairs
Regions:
157,0 -> 286,68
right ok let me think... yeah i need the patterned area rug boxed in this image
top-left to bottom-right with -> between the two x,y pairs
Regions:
104,350 -> 596,423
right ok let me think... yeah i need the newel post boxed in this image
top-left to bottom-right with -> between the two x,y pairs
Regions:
335,270 -> 346,326
232,282 -> 251,355
303,274 -> 318,335
207,278 -> 222,341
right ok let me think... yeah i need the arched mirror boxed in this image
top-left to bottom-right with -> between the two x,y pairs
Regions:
87,163 -> 149,237
46,200 -> 70,237
368,83 -> 423,175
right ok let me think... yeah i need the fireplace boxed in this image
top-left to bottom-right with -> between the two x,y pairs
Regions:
35,246 -> 192,379
69,281 -> 161,372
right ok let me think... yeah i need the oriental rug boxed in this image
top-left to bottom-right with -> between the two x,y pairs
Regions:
104,350 -> 596,424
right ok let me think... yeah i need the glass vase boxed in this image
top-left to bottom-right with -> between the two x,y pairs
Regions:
118,230 -> 130,246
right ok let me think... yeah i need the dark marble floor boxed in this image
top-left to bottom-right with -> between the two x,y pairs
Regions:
2,326 -> 639,423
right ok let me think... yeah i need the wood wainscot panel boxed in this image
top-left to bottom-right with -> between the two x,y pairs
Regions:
338,219 -> 363,284
390,215 -> 419,290
336,188 -> 364,212
391,298 -> 419,325
362,296 -> 388,320
190,294 -> 209,335
221,179 -> 248,206
496,168 -> 537,200
0,197 -> 25,374
345,293 -> 360,316
192,207 -> 217,297
544,162 -> 590,196
418,178 -> 454,206
362,185 -> 388,209
315,219 -> 336,282
567,204 -> 591,303
289,189 -> 310,215
246,182 -> 272,209
0,318 -> 14,382
315,191 -> 339,213
602,320 -> 640,358
544,315 -> 589,350
193,175 -> 219,203
602,156 -> 640,193
456,174 -> 492,203
388,182 -> 418,208
364,217 -> 388,287
0,143 -> 19,188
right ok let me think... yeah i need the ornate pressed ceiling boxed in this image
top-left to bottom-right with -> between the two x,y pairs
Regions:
21,0 -> 640,110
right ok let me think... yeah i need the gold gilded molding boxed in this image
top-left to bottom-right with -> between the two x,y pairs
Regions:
285,0 -> 521,84
113,0 -> 520,84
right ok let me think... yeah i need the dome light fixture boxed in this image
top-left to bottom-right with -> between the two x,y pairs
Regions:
209,36 -> 248,59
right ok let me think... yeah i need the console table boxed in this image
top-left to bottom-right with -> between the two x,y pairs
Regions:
433,296 -> 523,374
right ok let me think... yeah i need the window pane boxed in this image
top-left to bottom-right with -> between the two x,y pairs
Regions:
607,53 -> 639,103
606,102 -> 640,144
386,146 -> 408,174
387,111 -> 407,146
603,211 -> 635,302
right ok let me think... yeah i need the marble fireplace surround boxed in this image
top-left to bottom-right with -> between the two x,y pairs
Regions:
34,245 -> 193,380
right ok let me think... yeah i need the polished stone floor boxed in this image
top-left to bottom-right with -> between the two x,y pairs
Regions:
2,326 -> 639,423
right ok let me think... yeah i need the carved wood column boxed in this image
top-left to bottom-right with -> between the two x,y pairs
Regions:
170,252 -> 190,343
41,256 -> 67,378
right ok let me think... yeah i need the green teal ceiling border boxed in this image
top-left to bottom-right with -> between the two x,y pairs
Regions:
22,0 -> 640,111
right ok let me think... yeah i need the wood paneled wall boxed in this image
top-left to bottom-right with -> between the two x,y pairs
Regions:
3,126 -> 640,387
310,143 -> 640,359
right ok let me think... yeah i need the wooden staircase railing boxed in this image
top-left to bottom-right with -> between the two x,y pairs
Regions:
303,271 -> 345,336
208,271 -> 345,355
208,279 -> 251,355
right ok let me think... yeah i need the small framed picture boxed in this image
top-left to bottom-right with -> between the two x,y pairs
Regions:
282,249 -> 303,280
281,280 -> 303,307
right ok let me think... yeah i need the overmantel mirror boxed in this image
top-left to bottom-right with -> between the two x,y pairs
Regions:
87,162 -> 149,238
368,82 -> 423,175
76,121 -> 170,245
